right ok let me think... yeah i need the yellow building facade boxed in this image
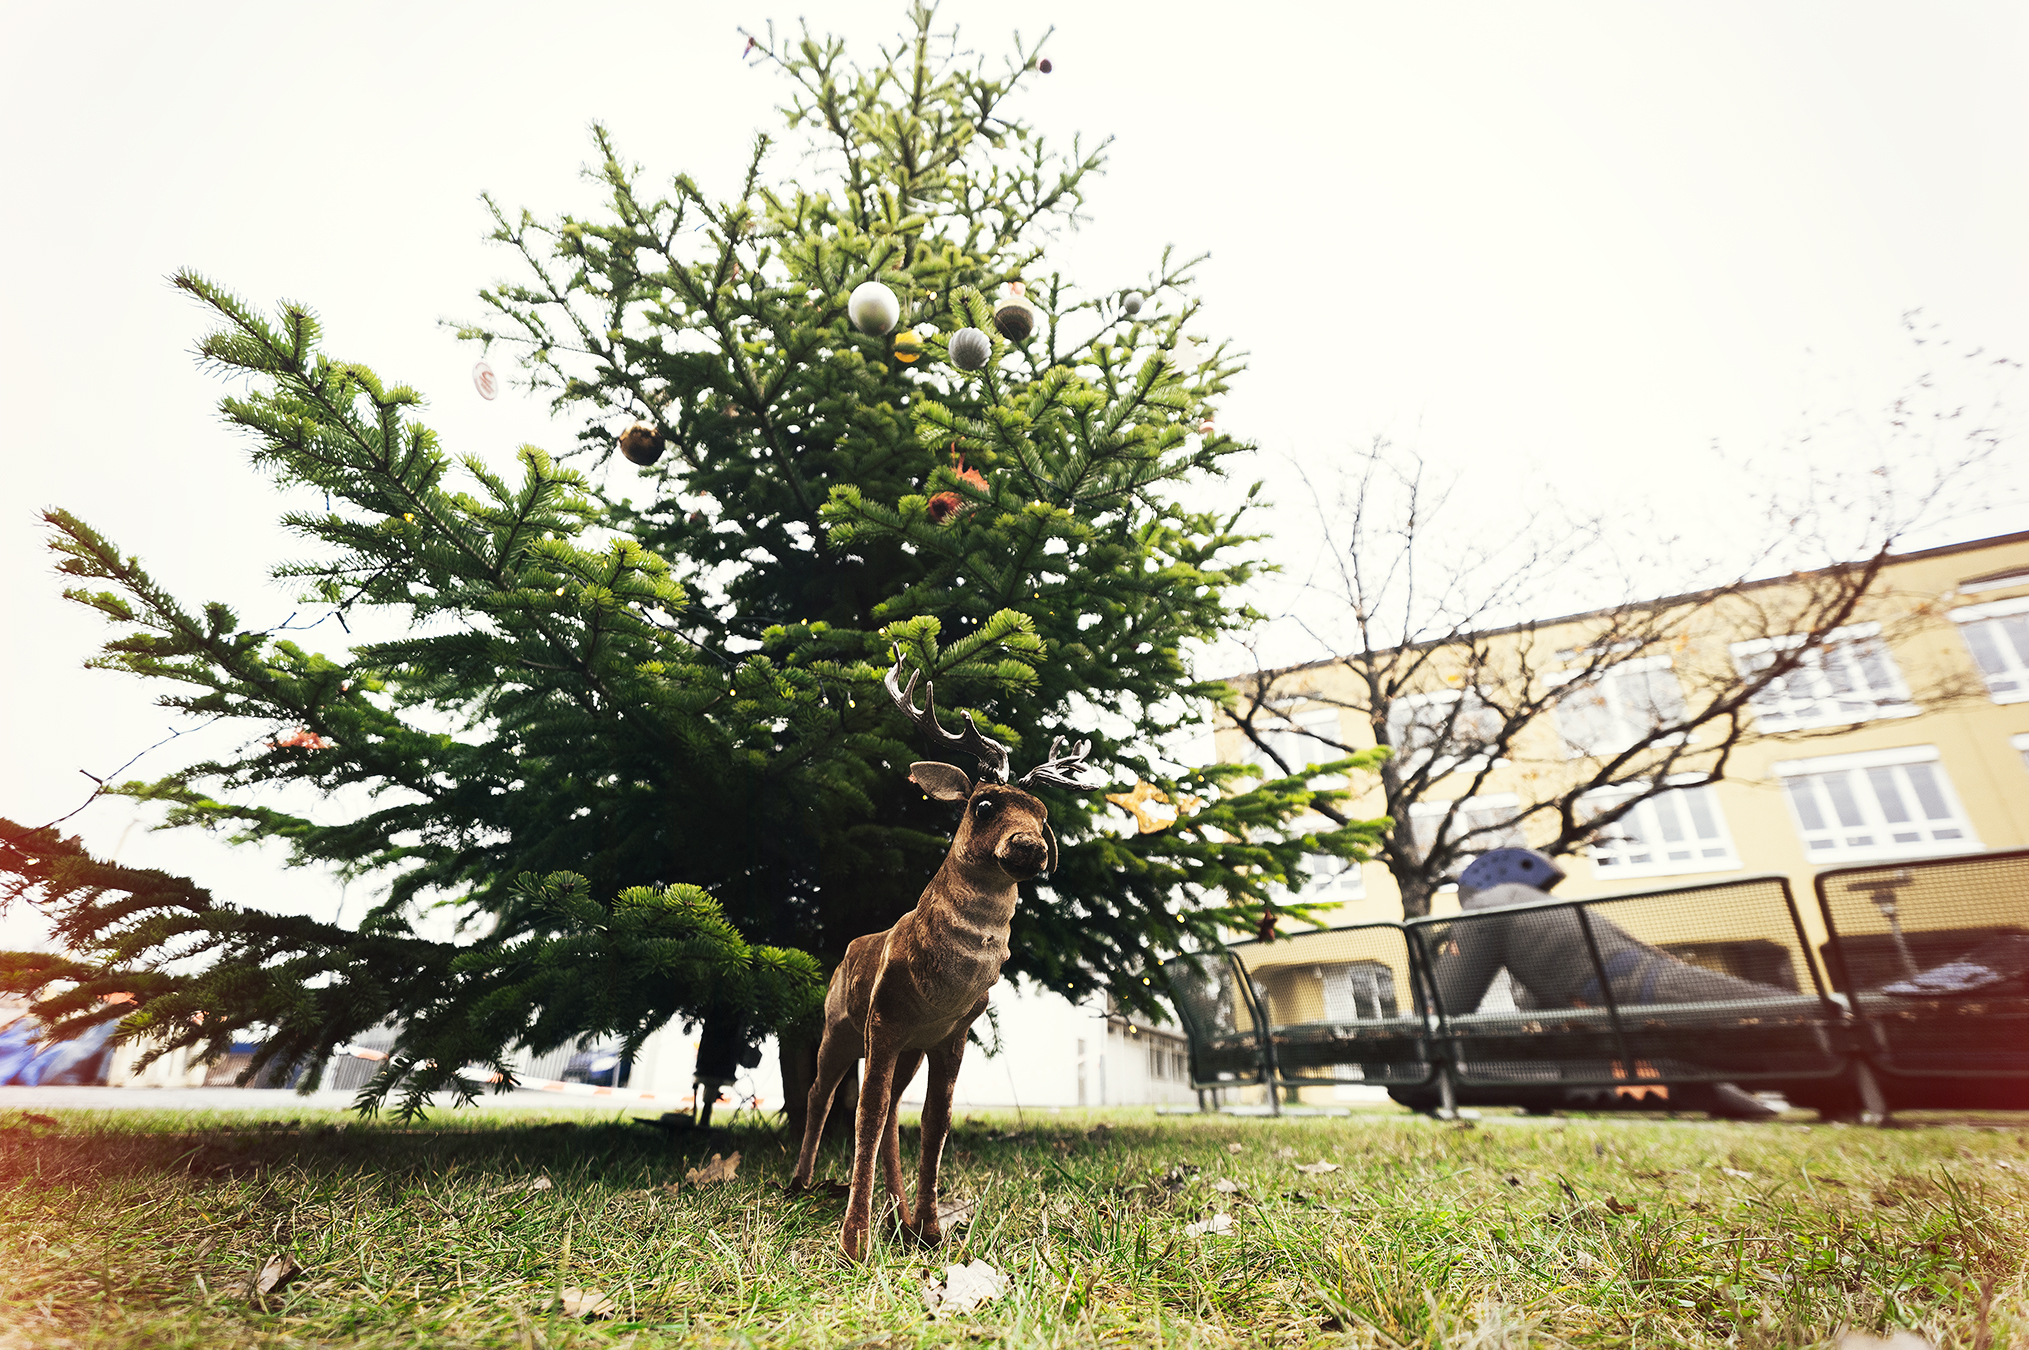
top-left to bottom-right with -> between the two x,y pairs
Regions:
1214,530 -> 2029,970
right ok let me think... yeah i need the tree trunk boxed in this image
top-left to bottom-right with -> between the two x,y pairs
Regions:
1397,871 -> 1436,919
778,1021 -> 858,1151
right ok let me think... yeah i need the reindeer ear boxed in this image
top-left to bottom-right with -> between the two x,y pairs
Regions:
909,761 -> 972,801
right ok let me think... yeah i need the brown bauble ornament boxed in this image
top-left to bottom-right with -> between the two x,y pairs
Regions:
618,421 -> 665,466
993,285 -> 1038,342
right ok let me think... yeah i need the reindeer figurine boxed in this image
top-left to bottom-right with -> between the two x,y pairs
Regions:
790,657 -> 1094,1260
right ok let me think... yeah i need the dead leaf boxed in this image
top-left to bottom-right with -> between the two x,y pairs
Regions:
1834,1332 -> 1933,1350
1505,1175 -> 1523,1187
1872,1190 -> 1902,1207
1271,1146 -> 1296,1161
1720,1167 -> 1754,1180
1226,1142 -> 1243,1155
19,1112 -> 56,1127
1212,1178 -> 1241,1193
935,1196 -> 976,1229
559,1287 -> 616,1319
496,1175 -> 554,1196
1604,1195 -> 1638,1215
921,1259 -> 1006,1317
784,1177 -> 851,1199
685,1151 -> 741,1185
237,1254 -> 297,1300
1294,1160 -> 1340,1175
1086,1123 -> 1114,1142
1185,1212 -> 1236,1237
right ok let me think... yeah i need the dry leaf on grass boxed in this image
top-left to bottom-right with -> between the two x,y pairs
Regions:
495,1176 -> 554,1196
1294,1160 -> 1340,1175
1225,1142 -> 1243,1155
1271,1146 -> 1296,1161
935,1196 -> 977,1229
685,1152 -> 741,1185
559,1287 -> 616,1319
236,1254 -> 297,1300
1834,1332 -> 1933,1350
1184,1212 -> 1235,1237
920,1259 -> 1006,1317
19,1112 -> 57,1127
1212,1178 -> 1241,1193
1604,1195 -> 1639,1215
1720,1167 -> 1754,1180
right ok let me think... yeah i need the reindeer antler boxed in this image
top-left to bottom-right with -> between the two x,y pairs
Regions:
1018,736 -> 1099,790
885,655 -> 1012,783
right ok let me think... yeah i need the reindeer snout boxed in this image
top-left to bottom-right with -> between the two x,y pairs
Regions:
997,830 -> 1049,877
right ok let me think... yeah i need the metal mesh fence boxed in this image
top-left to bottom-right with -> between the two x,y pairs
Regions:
1162,950 -> 1269,1089
1816,850 -> 2029,1078
1409,876 -> 1844,1089
1226,923 -> 1435,1087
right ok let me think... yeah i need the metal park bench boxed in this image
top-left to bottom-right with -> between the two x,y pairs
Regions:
1403,876 -> 1851,1118
1160,861 -> 2029,1122
1816,849 -> 2029,1114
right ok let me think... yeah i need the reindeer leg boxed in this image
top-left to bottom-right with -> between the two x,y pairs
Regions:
912,1006 -> 978,1244
842,1024 -> 902,1262
880,1049 -> 925,1229
791,1020 -> 858,1189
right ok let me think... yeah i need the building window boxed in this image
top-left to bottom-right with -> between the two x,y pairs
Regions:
1950,596 -> 2029,704
1241,706 -> 1345,780
1385,689 -> 1503,776
1295,852 -> 1365,901
1773,746 -> 1980,862
1579,782 -> 1739,878
1731,623 -> 1915,731
1548,657 -> 1689,758
1410,794 -> 1524,863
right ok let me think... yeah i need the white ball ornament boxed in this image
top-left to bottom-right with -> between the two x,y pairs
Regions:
1122,291 -> 1144,318
848,281 -> 901,336
949,327 -> 992,371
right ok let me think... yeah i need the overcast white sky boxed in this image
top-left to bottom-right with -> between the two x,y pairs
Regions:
3,2 -> 2026,949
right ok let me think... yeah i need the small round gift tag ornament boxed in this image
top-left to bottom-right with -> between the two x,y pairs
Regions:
472,361 -> 499,401
848,280 -> 901,335
1121,291 -> 1144,318
618,421 -> 665,466
893,328 -> 923,363
993,283 -> 1038,341
948,326 -> 992,371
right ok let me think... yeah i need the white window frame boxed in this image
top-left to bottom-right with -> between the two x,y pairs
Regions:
1578,777 -> 1740,879
1949,594 -> 2029,705
1410,793 -> 1525,863
2014,732 -> 2029,774
1962,569 -> 2029,594
1772,745 -> 1981,863
1730,622 -> 1916,731
1385,688 -> 1504,777
1242,705 -> 1346,782
1545,655 -> 1690,759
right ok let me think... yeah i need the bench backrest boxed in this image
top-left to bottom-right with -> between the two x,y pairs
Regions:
1225,921 -> 1436,1087
1816,849 -> 2029,1078
1161,949 -> 1270,1089
1404,875 -> 1846,1088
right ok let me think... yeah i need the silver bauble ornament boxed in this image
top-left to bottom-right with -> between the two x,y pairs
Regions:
1122,291 -> 1144,318
949,326 -> 992,371
848,280 -> 901,335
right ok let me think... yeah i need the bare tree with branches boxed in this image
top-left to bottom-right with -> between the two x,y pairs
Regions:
1229,338 -> 2011,917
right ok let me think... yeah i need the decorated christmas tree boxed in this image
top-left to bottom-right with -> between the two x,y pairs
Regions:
1,6 -> 1383,1122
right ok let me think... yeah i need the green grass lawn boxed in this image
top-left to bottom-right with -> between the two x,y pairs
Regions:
1,1103 -> 2024,1348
